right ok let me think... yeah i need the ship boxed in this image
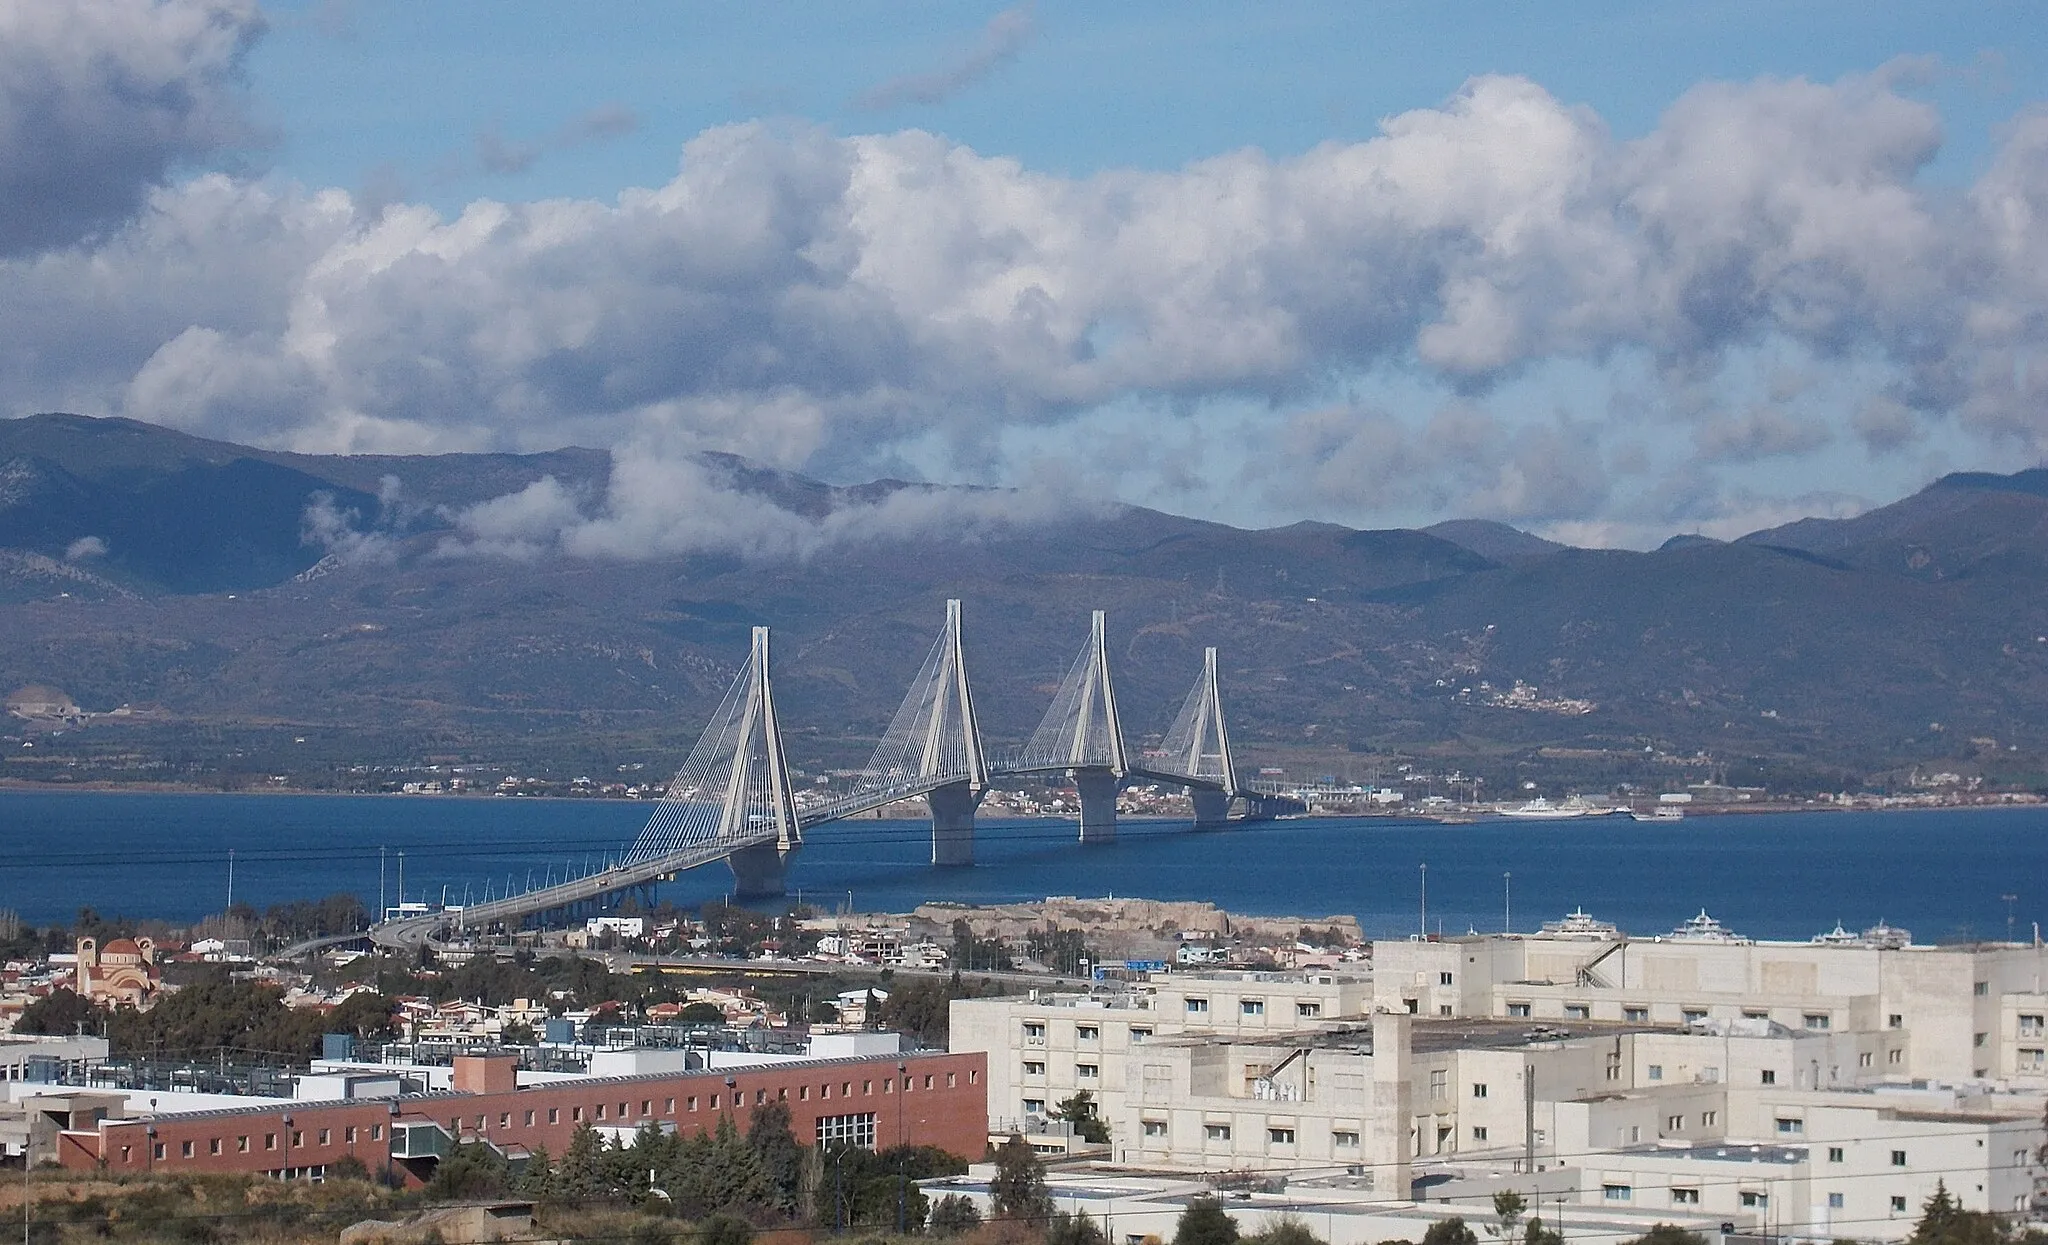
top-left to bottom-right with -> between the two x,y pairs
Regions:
1499,796 -> 1612,819
1662,909 -> 1751,944
1535,907 -> 1622,940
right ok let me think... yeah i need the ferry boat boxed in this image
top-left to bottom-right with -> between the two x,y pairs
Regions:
1500,796 -> 1611,819
1663,909 -> 1751,944
1811,920 -> 1912,949
1535,907 -> 1622,940
1629,805 -> 1685,822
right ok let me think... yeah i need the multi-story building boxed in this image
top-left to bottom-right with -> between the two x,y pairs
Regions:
1373,915 -> 2048,1085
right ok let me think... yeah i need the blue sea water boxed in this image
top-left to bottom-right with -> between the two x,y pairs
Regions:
0,792 -> 2043,943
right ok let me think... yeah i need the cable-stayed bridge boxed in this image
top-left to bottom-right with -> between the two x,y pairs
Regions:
376,601 -> 1301,945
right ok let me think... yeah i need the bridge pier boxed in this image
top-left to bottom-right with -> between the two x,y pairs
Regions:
1074,768 -> 1120,845
927,781 -> 983,867
726,842 -> 790,899
1190,787 -> 1233,828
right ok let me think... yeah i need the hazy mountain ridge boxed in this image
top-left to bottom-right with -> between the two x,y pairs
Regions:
5,413 -> 2048,788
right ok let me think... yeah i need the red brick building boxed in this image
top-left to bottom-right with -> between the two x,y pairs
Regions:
57,1050 -> 986,1184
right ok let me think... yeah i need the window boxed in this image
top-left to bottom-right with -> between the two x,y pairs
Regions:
1892,1197 -> 1908,1213
1975,981 -> 1989,996
1743,1010 -> 1767,1021
1605,1052 -> 1622,1082
662,1100 -> 673,1115
1975,1032 -> 1987,1048
1472,1083 -> 1488,1099
1761,1069 -> 1777,1085
290,1131 -> 303,1148
1805,1013 -> 1832,1030
1142,1120 -> 1168,1138
1439,972 -> 1454,986
1892,1150 -> 1907,1167
1205,1123 -> 1231,1142
863,1080 -> 874,1095
237,1136 -> 249,1153
1701,1111 -> 1717,1127
1242,999 -> 1266,1016
549,1109 -> 560,1124
1888,1049 -> 1903,1065
2020,1048 -> 2046,1069
1440,1004 -> 1453,1016
1472,1127 -> 1489,1142
1860,1051 -> 1874,1067
1131,1027 -> 1152,1043
1741,1192 -> 1768,1209
1332,1130 -> 1360,1148
1186,997 -> 1209,1014
642,1100 -> 652,1116
1077,1063 -> 1099,1080
1683,1008 -> 1708,1024
815,1113 -> 877,1149
1023,1099 -> 1045,1115
1297,1002 -> 1321,1019
573,1107 -> 584,1121
1077,1025 -> 1099,1042
1829,1147 -> 1845,1163
1829,1193 -> 1845,1210
181,1141 -> 194,1158
209,1139 -> 221,1155
1776,1117 -> 1804,1135
1023,1021 -> 1046,1041
152,1144 -> 165,1161
1269,1128 -> 1296,1145
1429,1070 -> 1447,1100
1625,1007 -> 1649,1023
2021,1014 -> 2045,1037
1648,1064 -> 1663,1081
1508,1003 -> 1531,1018
1404,998 -> 1419,1014
1672,1188 -> 1700,1205
1022,1061 -> 1045,1076
1565,1004 -> 1590,1020
1889,1013 -> 1904,1029
594,1104 -> 605,1120
1666,1115 -> 1685,1131
1603,1185 -> 1631,1203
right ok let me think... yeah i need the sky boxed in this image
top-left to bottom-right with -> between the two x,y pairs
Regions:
5,1 -> 2048,555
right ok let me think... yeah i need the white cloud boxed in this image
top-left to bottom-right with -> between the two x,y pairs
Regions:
3,60 -> 2048,549
0,0 -> 262,255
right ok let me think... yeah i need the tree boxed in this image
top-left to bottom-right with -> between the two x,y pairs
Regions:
1488,1192 -> 1527,1242
427,1141 -> 511,1200
1246,1215 -> 1324,1245
1421,1219 -> 1477,1245
1054,1090 -> 1112,1144
1906,1182 -> 2010,1245
1050,1211 -> 1110,1245
11,988 -> 102,1037
697,1213 -> 754,1245
746,1101 -> 807,1214
1522,1218 -> 1562,1245
1174,1196 -> 1240,1245
989,1134 -> 1054,1223
930,1194 -> 983,1237
554,1123 -> 612,1200
677,1001 -> 726,1026
1619,1228 -> 1706,1245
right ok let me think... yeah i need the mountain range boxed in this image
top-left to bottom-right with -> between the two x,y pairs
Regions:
4,413 -> 2046,794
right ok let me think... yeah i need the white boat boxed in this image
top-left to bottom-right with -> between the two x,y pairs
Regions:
1663,909 -> 1751,944
1629,805 -> 1685,822
1501,796 -> 1609,819
1535,908 -> 1622,940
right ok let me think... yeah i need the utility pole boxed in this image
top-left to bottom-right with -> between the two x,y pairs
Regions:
226,848 -> 235,912
1419,863 -> 1428,937
379,847 -> 387,921
1504,871 -> 1512,934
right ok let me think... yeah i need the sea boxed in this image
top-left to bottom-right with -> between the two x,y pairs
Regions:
0,792 -> 2043,943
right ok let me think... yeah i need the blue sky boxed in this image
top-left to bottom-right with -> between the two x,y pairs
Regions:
5,1 -> 2048,553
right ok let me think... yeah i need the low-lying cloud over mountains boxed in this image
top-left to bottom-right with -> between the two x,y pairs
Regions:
5,2 -> 2048,550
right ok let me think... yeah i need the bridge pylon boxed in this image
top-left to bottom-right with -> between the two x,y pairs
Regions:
624,625 -> 801,898
838,598 -> 990,865
1161,646 -> 1240,827
1020,610 -> 1128,844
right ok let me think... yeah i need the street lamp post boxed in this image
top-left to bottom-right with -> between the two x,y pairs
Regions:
896,1061 -> 909,1233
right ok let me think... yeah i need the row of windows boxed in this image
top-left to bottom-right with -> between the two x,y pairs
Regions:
1137,1122 -> 1361,1148
1180,998 -> 1325,1018
1606,1185 -> 1915,1215
1021,1061 -> 1098,1078
149,1069 -> 976,1161
158,1123 -> 383,1161
1022,1021 -> 1154,1043
1507,1002 -> 1837,1028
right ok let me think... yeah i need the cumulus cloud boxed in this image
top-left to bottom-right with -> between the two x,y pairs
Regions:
855,4 -> 1037,110
6,60 -> 2048,550
0,0 -> 262,256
